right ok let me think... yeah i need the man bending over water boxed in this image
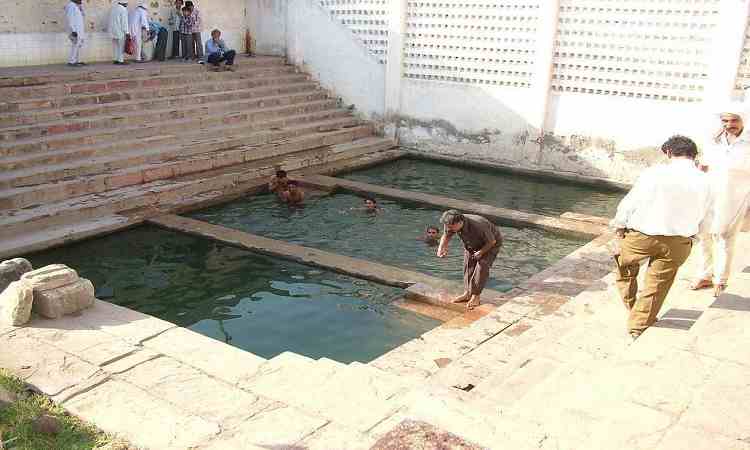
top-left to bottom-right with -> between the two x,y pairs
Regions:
437,210 -> 502,310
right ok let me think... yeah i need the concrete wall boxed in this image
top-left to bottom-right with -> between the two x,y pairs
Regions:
285,0 -> 385,117
0,0 -> 246,66
246,0 -> 286,56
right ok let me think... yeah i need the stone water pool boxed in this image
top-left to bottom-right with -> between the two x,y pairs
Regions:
27,226 -> 439,363
190,193 -> 587,292
342,157 -> 625,218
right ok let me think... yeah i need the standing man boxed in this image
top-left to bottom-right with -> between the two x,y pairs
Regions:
611,136 -> 711,339
108,1 -> 129,65
128,1 -> 149,63
167,0 -> 184,59
437,210 -> 503,310
691,104 -> 750,296
64,0 -> 86,67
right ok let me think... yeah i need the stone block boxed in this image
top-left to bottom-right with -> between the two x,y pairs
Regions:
21,264 -> 78,292
0,281 -> 33,326
33,278 -> 95,319
0,258 -> 33,292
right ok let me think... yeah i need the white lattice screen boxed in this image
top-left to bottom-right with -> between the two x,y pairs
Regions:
552,0 -> 721,102
402,1 -> 540,87
320,0 -> 390,64
736,17 -> 750,90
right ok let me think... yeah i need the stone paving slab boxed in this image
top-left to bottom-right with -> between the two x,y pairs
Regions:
141,327 -> 266,386
0,331 -> 100,397
197,405 -> 328,449
116,356 -> 274,429
300,174 -> 607,237
64,378 -> 221,450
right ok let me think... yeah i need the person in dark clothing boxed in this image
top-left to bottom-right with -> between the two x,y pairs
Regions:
437,210 -> 503,310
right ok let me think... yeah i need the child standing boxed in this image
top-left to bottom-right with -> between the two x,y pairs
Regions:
179,6 -> 194,61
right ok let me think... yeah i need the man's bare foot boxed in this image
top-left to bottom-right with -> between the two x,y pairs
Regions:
689,278 -> 712,290
466,296 -> 480,310
451,292 -> 470,303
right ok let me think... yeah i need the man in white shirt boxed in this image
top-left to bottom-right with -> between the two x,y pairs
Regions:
64,0 -> 86,66
128,2 -> 149,62
691,104 -> 750,296
611,135 -> 711,339
108,1 -> 129,65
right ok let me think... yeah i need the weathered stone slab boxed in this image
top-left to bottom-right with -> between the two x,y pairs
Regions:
101,348 -> 161,374
64,379 -> 220,450
117,357 -> 273,428
0,280 -> 33,326
370,419 -> 487,450
302,425 -> 376,450
72,300 -> 176,344
0,332 -> 100,396
0,258 -> 32,293
21,264 -> 78,292
142,327 -> 266,385
33,278 -> 95,319
199,406 -> 327,449
658,425 -> 750,450
28,324 -> 137,366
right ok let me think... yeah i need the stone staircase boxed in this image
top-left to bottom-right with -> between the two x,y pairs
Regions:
0,57 -> 394,258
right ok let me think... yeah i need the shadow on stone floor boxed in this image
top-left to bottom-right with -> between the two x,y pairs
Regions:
710,293 -> 750,312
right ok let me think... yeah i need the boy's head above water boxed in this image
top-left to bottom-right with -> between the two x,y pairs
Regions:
364,197 -> 378,210
276,170 -> 288,179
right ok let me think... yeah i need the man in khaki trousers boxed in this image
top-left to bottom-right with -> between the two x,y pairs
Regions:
611,136 -> 712,339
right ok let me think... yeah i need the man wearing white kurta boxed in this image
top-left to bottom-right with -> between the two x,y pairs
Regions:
611,136 -> 711,338
108,1 -> 129,65
128,2 -> 149,62
64,0 -> 86,66
692,104 -> 750,296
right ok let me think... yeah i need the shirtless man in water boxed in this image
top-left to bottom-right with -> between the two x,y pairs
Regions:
280,181 -> 305,205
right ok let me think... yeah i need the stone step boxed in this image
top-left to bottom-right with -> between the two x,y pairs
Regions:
0,55 -> 285,89
0,58 -> 289,104
0,138 -> 394,243
0,125 -> 375,210
0,88 -> 330,142
0,71 -> 310,115
0,119 -> 370,189
0,113 -> 361,175
317,357 -> 348,371
0,80 -> 319,128
0,98 -> 343,156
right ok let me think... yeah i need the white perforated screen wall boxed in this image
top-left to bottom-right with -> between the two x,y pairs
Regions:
552,0 -> 721,102
320,0 -> 390,64
402,1 -> 540,87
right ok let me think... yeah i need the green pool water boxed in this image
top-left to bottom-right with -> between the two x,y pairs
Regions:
342,158 -> 625,218
190,193 -> 587,292
27,226 -> 439,363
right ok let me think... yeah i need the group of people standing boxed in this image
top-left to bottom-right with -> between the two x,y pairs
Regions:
611,103 -> 750,339
66,0 -> 235,70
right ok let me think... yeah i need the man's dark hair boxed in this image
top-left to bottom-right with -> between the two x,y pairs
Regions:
185,0 -> 194,6
364,197 -> 377,204
661,135 -> 698,159
276,170 -> 287,178
440,210 -> 464,225
427,226 -> 439,233
287,180 -> 298,187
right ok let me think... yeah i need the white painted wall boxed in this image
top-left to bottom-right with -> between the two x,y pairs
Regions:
285,0 -> 385,117
246,0 -> 286,56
